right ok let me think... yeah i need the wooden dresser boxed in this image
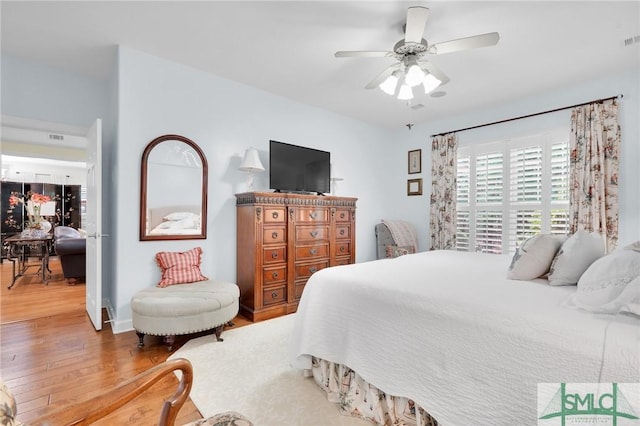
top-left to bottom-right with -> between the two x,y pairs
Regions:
236,191 -> 357,321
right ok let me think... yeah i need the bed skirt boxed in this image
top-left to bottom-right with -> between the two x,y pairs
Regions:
311,357 -> 439,426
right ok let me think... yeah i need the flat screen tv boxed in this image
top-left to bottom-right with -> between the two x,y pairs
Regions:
269,140 -> 330,194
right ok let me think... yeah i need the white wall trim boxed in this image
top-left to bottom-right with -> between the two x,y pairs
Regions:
105,300 -> 134,334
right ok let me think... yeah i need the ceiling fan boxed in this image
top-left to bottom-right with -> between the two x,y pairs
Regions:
335,6 -> 500,100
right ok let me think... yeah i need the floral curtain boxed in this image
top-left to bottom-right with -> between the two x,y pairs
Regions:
569,98 -> 620,252
430,133 -> 458,250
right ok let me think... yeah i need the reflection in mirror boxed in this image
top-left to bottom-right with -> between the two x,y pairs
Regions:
140,135 -> 208,240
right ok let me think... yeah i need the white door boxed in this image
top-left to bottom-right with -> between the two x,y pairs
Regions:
85,119 -> 103,331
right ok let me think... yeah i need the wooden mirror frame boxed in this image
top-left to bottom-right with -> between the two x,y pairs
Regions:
140,134 -> 208,241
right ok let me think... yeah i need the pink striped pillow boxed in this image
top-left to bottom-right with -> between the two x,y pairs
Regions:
156,247 -> 208,288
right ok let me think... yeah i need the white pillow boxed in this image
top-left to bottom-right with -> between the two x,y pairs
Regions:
570,249 -> 640,313
625,240 -> 640,252
156,217 -> 197,230
548,231 -> 605,286
163,211 -> 198,221
507,234 -> 564,280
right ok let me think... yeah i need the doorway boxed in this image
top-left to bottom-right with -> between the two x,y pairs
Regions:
0,117 -> 95,324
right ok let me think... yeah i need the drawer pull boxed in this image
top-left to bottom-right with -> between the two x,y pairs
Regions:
310,230 -> 318,238
272,271 -> 279,279
340,246 -> 346,252
309,211 -> 318,219
271,232 -> 279,239
271,291 -> 278,299
272,212 -> 279,219
339,229 -> 345,236
271,251 -> 279,259
340,212 -> 346,219
309,267 -> 317,273
309,248 -> 318,255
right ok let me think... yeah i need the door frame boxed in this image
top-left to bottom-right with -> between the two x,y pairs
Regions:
1,115 -> 104,328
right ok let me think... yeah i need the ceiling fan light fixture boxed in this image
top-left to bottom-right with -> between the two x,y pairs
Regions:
422,73 -> 442,94
405,63 -> 426,87
379,73 -> 399,95
397,84 -> 414,100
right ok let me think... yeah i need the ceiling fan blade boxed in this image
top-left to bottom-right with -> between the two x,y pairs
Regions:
430,32 -> 500,55
335,51 -> 393,58
420,61 -> 450,85
404,6 -> 429,44
365,63 -> 402,89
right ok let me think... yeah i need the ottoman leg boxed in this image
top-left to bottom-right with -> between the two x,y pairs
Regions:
214,325 -> 224,342
136,332 -> 145,348
163,335 -> 176,351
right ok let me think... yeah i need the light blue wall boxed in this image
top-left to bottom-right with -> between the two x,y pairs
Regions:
391,69 -> 640,250
112,46 -> 395,331
103,51 -> 120,318
1,53 -> 109,127
3,48 -> 638,333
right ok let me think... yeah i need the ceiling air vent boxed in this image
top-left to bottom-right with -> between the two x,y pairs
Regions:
623,35 -> 640,47
49,133 -> 64,141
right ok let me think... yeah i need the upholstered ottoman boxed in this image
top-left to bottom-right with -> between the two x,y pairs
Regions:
131,279 -> 239,351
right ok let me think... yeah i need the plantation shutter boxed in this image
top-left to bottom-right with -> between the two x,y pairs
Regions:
456,156 -> 471,251
456,129 -> 569,255
550,142 -> 571,236
476,152 -> 503,204
475,210 -> 503,253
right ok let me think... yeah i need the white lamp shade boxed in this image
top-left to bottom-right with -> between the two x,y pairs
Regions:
379,74 -> 399,95
239,148 -> 265,172
397,84 -> 414,100
330,163 -> 344,181
405,64 -> 426,87
422,73 -> 442,94
26,200 -> 56,216
40,200 -> 57,216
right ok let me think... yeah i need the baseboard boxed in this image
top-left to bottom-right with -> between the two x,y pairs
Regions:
103,298 -> 134,334
111,319 -> 134,334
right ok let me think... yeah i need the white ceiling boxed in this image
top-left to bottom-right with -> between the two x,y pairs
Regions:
1,1 -> 639,129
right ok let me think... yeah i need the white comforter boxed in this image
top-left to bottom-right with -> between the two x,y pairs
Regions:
289,251 -> 640,426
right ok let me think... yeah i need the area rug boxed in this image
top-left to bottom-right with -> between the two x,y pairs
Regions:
169,314 -> 369,426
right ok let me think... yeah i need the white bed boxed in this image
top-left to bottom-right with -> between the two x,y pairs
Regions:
289,250 -> 640,425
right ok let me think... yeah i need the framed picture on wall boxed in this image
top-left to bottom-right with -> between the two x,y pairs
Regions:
408,149 -> 421,174
407,178 -> 423,196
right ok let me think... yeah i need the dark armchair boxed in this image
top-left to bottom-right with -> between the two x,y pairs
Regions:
54,226 -> 86,283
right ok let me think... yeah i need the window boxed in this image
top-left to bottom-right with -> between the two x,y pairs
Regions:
456,129 -> 569,254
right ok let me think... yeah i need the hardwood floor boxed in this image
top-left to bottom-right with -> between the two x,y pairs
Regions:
1,257 -> 252,425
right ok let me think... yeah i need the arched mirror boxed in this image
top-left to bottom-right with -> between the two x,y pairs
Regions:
140,134 -> 208,241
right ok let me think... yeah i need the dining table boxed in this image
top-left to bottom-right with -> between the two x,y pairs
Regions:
4,233 -> 53,289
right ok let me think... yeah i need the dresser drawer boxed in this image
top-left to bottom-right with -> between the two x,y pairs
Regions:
295,243 -> 329,260
262,265 -> 287,285
262,226 -> 286,244
264,207 -> 286,223
294,260 -> 328,281
334,257 -> 352,266
335,224 -> 351,239
262,246 -> 286,264
334,208 -> 352,222
335,241 -> 351,257
263,286 -> 286,306
294,281 -> 306,301
295,207 -> 328,223
295,225 -> 329,243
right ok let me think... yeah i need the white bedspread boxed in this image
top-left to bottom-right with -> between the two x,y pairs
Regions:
289,251 -> 640,426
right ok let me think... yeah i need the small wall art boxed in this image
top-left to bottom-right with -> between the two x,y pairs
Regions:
407,178 -> 423,196
408,149 -> 421,174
